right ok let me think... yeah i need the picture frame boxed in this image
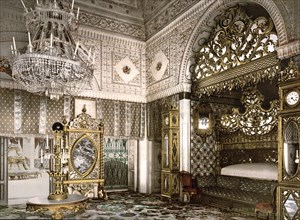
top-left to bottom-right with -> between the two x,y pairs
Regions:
74,98 -> 96,118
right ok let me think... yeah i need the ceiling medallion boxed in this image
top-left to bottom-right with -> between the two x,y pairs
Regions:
11,0 -> 94,100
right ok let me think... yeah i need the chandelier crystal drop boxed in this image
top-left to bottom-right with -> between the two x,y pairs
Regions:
12,0 -> 94,100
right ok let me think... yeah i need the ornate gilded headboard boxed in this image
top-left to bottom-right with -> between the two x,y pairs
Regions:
63,107 -> 105,198
216,88 -> 279,173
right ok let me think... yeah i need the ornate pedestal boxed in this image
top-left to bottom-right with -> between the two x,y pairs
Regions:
26,194 -> 88,220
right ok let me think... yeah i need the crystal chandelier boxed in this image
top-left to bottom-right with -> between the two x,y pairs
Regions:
11,0 -> 94,100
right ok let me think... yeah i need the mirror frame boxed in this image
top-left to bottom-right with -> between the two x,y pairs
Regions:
283,120 -> 300,178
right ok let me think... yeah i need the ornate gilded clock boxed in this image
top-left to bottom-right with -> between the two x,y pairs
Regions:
285,89 -> 300,107
277,63 -> 300,220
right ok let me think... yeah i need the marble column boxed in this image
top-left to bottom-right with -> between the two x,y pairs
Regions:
179,92 -> 191,172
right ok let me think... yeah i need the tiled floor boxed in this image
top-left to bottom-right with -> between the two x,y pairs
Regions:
0,191 -> 255,219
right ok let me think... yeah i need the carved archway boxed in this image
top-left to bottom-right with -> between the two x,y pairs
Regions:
179,0 -> 289,86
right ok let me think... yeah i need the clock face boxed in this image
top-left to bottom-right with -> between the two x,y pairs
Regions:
286,90 -> 300,106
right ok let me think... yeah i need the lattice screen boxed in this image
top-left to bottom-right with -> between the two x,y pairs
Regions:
104,138 -> 128,190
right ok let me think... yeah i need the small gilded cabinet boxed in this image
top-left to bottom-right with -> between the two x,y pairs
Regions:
277,77 -> 300,220
161,107 -> 180,200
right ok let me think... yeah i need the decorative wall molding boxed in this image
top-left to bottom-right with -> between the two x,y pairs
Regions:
78,27 -> 146,49
78,90 -> 146,103
146,83 -> 191,103
75,26 -> 146,103
277,40 -> 300,59
79,12 -> 145,40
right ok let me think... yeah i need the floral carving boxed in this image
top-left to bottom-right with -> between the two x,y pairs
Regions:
156,62 -> 162,71
220,88 -> 279,136
123,65 -> 131,74
190,5 -> 278,81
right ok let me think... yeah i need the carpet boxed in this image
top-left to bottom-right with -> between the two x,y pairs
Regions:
0,191 -> 255,219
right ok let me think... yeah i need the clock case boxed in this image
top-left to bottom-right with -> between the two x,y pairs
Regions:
280,79 -> 300,112
278,76 -> 300,220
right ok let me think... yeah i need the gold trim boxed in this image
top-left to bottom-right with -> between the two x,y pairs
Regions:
64,179 -> 104,184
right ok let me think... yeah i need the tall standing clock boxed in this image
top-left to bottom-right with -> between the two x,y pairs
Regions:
278,76 -> 300,220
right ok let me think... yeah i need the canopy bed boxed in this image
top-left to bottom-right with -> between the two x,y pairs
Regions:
188,4 -> 283,214
195,88 -> 279,213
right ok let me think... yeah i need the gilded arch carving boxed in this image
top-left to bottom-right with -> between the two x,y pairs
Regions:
179,0 -> 289,86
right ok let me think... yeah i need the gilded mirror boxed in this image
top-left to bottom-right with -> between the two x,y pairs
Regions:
71,136 -> 97,177
284,121 -> 299,177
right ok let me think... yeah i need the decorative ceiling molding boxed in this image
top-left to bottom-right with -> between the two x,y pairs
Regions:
146,0 -> 215,46
79,12 -> 145,40
145,0 -> 200,39
77,0 -> 144,25
78,27 -> 146,49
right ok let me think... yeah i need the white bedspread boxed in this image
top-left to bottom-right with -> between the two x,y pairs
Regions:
221,163 -> 278,180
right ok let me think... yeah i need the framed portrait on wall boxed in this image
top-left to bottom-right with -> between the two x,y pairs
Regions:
74,98 -> 96,118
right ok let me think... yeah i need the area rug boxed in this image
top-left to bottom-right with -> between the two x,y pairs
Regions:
0,191 -> 255,219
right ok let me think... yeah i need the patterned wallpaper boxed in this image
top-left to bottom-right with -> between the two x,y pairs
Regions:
0,88 -> 14,134
46,98 -> 65,134
0,88 -> 144,140
19,91 -> 40,134
190,101 -> 235,177
99,100 -> 142,138
190,101 -> 216,177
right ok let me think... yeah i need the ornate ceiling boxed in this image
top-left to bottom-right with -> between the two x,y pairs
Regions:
6,0 -> 199,40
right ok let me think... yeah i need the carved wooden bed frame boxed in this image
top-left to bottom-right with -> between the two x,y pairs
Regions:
197,88 -> 279,214
216,87 -> 279,175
